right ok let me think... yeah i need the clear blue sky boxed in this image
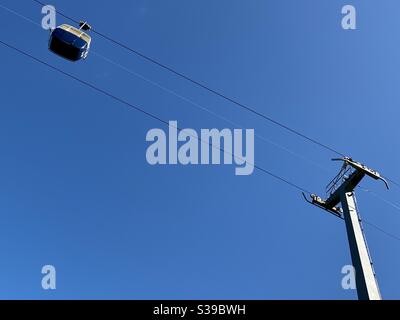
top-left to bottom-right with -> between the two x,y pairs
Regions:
0,0 -> 399,299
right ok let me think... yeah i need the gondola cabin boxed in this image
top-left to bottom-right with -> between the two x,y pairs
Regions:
49,22 -> 92,62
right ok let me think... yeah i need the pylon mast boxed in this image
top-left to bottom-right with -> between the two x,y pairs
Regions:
304,157 -> 389,300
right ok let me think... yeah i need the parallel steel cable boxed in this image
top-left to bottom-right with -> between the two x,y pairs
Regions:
92,51 -> 332,173
30,0 -> 400,190
3,3 -> 400,229
340,203 -> 400,243
5,38 -> 400,243
363,220 -> 400,242
17,1 -> 335,175
31,0 -> 346,157
0,3 -> 331,176
0,4 -> 400,215
1,33 -> 400,245
86,56 -> 400,214
93,52 -> 400,206
0,39 -> 312,195
358,186 -> 400,213
0,2 -> 40,26
0,2 -> 326,176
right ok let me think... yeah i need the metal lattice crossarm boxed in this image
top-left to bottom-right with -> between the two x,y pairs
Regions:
332,157 -> 389,189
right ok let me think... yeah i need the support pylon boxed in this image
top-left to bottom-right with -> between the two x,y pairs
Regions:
304,157 -> 389,300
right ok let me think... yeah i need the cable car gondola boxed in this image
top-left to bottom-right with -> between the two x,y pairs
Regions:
48,21 -> 92,62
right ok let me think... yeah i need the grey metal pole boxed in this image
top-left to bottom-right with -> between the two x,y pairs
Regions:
306,157 -> 389,299
340,191 -> 381,300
